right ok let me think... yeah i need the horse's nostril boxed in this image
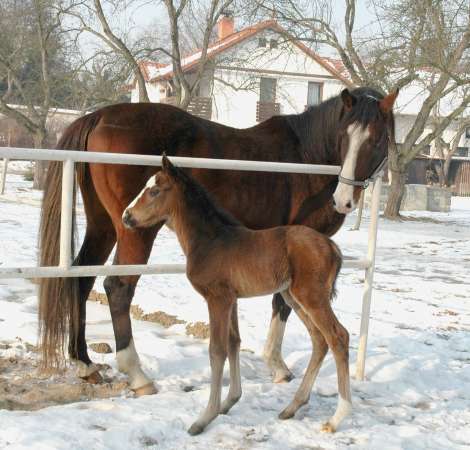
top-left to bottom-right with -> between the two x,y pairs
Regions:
123,210 -> 136,227
345,201 -> 352,209
332,198 -> 336,206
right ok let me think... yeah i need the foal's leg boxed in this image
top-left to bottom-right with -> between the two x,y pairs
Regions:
188,295 -> 234,435
220,301 -> 242,414
263,293 -> 294,383
104,226 -> 160,395
278,290 -> 328,420
301,299 -> 352,433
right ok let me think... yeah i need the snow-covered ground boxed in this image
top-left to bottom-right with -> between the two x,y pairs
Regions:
0,173 -> 469,450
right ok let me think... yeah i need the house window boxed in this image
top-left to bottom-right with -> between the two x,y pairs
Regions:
270,39 -> 278,49
455,147 -> 469,157
259,77 -> 277,103
466,127 -> 470,139
258,37 -> 267,48
307,82 -> 322,106
421,145 -> 431,156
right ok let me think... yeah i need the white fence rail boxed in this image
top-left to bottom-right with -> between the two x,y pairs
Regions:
0,146 -> 383,380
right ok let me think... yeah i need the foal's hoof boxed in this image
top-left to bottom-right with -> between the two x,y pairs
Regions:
321,422 -> 336,433
278,407 -> 295,420
133,382 -> 158,397
273,370 -> 294,384
187,423 -> 205,436
81,370 -> 104,385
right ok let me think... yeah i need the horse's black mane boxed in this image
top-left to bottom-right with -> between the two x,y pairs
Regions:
167,162 -> 241,229
284,87 -> 386,165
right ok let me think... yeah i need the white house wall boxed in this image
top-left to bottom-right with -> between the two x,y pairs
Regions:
211,29 -> 345,127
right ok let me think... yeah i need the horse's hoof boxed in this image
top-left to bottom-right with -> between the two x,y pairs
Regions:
187,423 -> 204,436
273,371 -> 294,383
133,382 -> 158,397
278,408 -> 295,420
321,422 -> 336,433
81,370 -> 104,384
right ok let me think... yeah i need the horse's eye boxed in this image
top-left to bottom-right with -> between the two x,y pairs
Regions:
149,189 -> 159,198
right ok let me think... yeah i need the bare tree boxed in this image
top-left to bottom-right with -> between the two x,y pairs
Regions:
0,0 -> 70,188
62,0 -> 161,102
434,116 -> 470,187
163,0 -> 237,109
251,0 -> 470,218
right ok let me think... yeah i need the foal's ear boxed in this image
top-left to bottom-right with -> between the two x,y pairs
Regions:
341,89 -> 357,112
161,153 -> 178,178
379,88 -> 399,114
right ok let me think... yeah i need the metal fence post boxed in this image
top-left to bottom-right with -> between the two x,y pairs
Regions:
59,159 -> 75,268
351,189 -> 365,230
1,158 -> 9,195
355,175 -> 382,381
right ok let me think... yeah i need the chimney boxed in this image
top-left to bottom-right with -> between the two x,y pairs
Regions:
217,12 -> 234,40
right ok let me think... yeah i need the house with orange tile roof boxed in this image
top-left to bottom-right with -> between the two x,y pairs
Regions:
130,14 -> 351,127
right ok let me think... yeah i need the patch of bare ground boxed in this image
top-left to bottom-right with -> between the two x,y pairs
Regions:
130,305 -> 185,328
88,290 -> 210,338
0,339 -> 127,411
185,322 -> 210,339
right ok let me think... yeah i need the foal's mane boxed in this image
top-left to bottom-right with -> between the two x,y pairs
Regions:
167,162 -> 241,229
284,87 -> 389,165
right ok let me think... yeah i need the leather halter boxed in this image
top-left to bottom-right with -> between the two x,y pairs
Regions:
338,156 -> 388,190
338,94 -> 390,190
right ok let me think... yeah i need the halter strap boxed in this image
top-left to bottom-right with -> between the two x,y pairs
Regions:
338,156 -> 388,190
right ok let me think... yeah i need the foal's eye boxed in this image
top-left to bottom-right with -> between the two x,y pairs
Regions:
149,189 -> 159,198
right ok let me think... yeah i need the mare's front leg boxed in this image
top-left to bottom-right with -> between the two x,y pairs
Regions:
263,293 -> 294,383
104,226 -> 160,396
188,294 -> 235,435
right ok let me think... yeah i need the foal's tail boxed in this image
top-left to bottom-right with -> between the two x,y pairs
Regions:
328,241 -> 343,300
38,111 -> 100,369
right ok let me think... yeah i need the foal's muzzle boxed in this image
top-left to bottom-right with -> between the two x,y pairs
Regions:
122,210 -> 137,229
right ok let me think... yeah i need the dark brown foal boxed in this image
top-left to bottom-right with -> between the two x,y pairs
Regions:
123,156 -> 351,435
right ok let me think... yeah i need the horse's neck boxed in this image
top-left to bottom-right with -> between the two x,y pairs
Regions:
289,100 -> 342,166
171,201 -> 226,256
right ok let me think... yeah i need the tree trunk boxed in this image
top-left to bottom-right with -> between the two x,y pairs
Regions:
384,168 -> 407,219
442,155 -> 452,187
33,131 -> 47,190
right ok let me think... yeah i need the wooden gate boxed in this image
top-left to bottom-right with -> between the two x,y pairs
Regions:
454,161 -> 470,196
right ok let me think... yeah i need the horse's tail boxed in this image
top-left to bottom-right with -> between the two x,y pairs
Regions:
328,240 -> 343,301
38,111 -> 100,369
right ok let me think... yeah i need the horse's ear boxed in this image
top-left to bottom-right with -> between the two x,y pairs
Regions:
379,88 -> 399,114
341,89 -> 357,112
161,153 -> 178,178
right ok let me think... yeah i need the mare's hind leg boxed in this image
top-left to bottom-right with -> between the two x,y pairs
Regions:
278,290 -> 328,420
104,226 -> 160,395
220,301 -> 242,414
263,293 -> 294,383
70,228 -> 116,381
69,168 -> 117,382
188,294 -> 235,435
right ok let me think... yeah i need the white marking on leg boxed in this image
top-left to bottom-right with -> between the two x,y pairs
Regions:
122,174 -> 156,220
326,396 -> 352,431
74,360 -> 100,378
116,338 -> 153,390
263,315 -> 292,382
333,123 -> 370,213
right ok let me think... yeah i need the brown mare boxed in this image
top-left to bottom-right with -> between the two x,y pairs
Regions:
38,87 -> 397,393
123,155 -> 347,434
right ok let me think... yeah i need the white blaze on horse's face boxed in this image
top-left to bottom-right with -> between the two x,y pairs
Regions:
122,175 -> 156,228
333,122 -> 370,214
